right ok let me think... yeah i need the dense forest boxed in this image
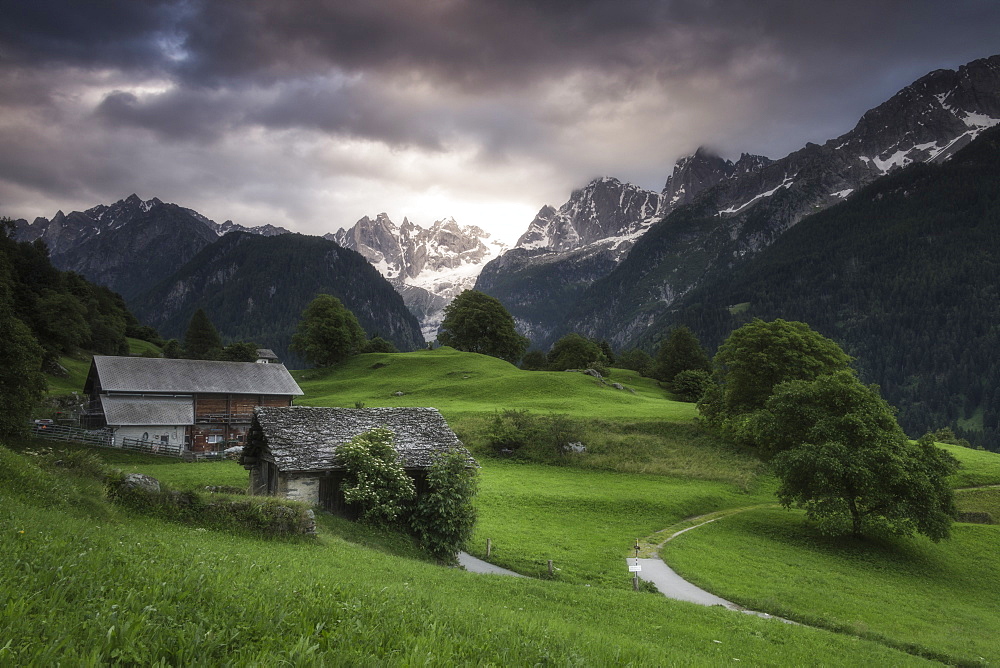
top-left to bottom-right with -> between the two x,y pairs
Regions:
134,232 -> 425,366
654,126 -> 1000,450
0,218 -> 151,364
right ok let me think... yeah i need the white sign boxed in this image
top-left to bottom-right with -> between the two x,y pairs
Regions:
628,558 -> 642,573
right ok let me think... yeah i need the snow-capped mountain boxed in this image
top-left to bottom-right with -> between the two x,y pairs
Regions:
516,177 -> 661,255
330,214 -> 508,340
474,177 -> 661,345
477,53 -> 1000,351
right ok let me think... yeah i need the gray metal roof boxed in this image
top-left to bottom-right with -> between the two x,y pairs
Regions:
101,395 -> 194,426
248,406 -> 475,472
256,349 -> 279,360
88,356 -> 303,396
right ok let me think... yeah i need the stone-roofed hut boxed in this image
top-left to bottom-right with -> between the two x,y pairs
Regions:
242,406 -> 476,515
255,348 -> 280,364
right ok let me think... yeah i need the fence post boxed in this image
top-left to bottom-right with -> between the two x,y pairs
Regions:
548,559 -> 554,577
486,538 -> 492,558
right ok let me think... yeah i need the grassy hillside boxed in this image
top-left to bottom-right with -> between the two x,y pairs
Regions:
294,347 -> 695,421
11,347 -> 996,663
661,445 -> 1000,665
0,440 -> 934,666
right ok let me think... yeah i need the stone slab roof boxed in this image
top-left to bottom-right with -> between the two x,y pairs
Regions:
101,395 -> 194,426
86,356 -> 303,396
248,406 -> 475,472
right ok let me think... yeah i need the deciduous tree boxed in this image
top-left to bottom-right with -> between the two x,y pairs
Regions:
699,319 -> 852,427
546,333 -> 606,371
219,341 -> 259,362
654,326 -> 711,384
761,371 -> 958,541
437,290 -> 527,364
290,294 -> 367,367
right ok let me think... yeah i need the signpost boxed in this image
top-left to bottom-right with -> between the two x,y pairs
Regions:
631,539 -> 642,590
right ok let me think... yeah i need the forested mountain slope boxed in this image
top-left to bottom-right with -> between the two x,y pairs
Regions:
560,55 -> 1000,349
663,125 -> 1000,449
135,233 -> 424,366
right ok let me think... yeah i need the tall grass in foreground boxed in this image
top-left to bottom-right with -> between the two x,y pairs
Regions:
0,445 -> 932,666
663,507 -> 1000,665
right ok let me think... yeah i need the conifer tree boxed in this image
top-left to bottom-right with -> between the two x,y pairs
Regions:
183,308 -> 223,360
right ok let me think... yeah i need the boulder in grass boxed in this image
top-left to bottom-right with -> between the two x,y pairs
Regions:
122,473 -> 161,494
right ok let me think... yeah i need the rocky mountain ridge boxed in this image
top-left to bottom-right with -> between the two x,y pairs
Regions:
330,214 -> 508,339
478,53 -> 1000,350
14,193 -> 291,253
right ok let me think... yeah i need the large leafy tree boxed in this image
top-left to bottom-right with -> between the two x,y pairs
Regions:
183,308 -> 223,360
700,318 -> 852,427
760,371 -> 958,541
437,290 -> 528,364
546,333 -> 606,371
290,294 -> 366,367
654,326 -> 710,383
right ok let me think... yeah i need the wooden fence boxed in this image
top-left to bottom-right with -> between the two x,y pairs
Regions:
30,423 -> 188,458
118,437 -> 184,457
30,423 -> 113,447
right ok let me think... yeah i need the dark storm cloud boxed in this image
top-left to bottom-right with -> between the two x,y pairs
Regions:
0,0 -> 181,71
1,0 -> 999,238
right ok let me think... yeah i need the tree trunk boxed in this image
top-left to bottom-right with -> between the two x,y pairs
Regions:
847,497 -> 862,537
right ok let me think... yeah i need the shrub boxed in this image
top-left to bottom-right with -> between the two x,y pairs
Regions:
408,449 -> 479,562
587,360 -> 610,378
104,472 -> 314,536
485,410 -> 581,460
520,350 -> 548,370
336,427 -> 415,526
670,369 -> 712,402
485,409 -> 536,453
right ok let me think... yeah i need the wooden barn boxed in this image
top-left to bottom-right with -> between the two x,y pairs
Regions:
82,356 -> 303,452
241,406 -> 476,514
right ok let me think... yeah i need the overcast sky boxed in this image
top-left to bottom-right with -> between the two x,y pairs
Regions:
1,0 -> 998,243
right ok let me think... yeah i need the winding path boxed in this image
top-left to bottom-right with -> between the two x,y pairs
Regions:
631,509 -> 796,623
457,551 -> 526,577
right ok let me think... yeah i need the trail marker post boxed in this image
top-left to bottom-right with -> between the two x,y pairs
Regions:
631,539 -> 642,591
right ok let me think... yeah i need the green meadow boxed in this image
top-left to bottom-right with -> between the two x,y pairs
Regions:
294,347 -> 696,421
0,440 -> 935,666
9,346 -> 999,664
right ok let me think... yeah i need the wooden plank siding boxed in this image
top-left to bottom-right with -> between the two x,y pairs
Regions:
188,394 -> 295,452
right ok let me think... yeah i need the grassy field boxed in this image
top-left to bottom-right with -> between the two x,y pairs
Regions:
294,347 -> 696,421
470,459 -> 776,585
45,352 -> 94,395
663,508 -> 1000,665
0,441 -> 935,666
13,347 -> 999,664
660,443 -> 1000,665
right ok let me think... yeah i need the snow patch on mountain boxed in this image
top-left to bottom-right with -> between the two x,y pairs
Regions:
331,214 -> 508,340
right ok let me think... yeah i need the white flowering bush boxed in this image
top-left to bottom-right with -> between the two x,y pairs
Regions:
337,427 -> 415,526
